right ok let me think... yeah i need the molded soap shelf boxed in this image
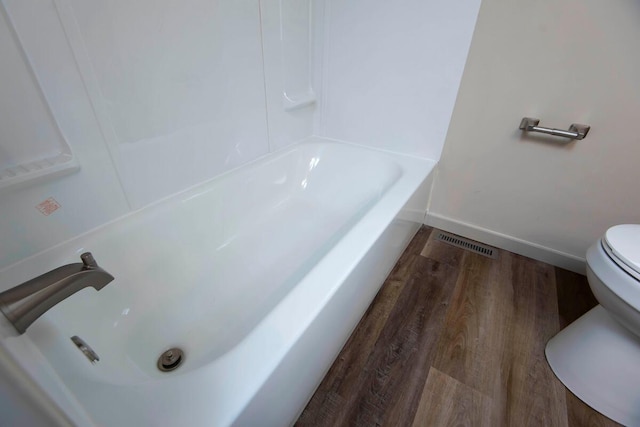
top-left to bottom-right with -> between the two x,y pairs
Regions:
0,153 -> 80,191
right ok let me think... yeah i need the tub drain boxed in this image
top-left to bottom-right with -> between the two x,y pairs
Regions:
157,348 -> 184,372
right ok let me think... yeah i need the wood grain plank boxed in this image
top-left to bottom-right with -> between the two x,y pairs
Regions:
420,229 -> 466,267
499,254 -> 567,427
555,267 -> 598,329
431,249 -> 513,399
377,229 -> 468,425
411,367 -> 493,427
343,255 -> 461,426
565,390 -> 622,427
296,226 -> 434,426
310,236 -> 463,427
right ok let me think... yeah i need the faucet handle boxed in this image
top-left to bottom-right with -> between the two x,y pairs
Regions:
81,252 -> 98,268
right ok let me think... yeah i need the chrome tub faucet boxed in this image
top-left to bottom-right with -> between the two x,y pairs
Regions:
0,252 -> 114,334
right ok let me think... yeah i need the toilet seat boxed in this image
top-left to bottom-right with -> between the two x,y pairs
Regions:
603,224 -> 640,282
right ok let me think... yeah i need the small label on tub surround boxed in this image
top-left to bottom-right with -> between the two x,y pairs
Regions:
36,197 -> 61,216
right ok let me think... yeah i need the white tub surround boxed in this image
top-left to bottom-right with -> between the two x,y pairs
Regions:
0,138 -> 436,426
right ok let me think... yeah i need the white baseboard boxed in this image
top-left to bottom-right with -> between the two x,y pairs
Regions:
425,213 -> 586,274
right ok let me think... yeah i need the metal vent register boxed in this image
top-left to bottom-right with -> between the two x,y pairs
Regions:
436,231 -> 497,259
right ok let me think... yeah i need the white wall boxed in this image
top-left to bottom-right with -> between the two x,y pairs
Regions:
428,0 -> 640,272
57,0 -> 315,208
0,0 -> 318,269
0,2 -> 130,269
0,0 -> 482,271
58,0 -> 278,208
319,0 -> 480,160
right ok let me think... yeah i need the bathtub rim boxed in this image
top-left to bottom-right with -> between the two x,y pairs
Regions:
1,135 -> 425,278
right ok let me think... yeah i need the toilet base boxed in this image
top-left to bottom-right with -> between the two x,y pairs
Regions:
546,305 -> 640,426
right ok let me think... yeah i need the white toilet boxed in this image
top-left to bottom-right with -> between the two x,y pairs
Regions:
546,224 -> 640,426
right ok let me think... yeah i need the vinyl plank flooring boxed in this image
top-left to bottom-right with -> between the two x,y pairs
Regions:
372,255 -> 461,427
431,250 -> 513,399
498,254 -> 567,426
296,226 -> 619,427
411,367 -> 493,427
419,230 -> 466,267
340,257 -> 456,427
296,227 -> 434,426
337,249 -> 461,426
555,267 -> 599,329
565,391 -> 622,427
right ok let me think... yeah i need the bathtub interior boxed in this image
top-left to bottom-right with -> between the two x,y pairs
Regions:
0,138 -> 438,427
5,142 -> 405,384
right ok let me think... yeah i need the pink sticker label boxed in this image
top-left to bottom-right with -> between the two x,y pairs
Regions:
36,197 -> 61,216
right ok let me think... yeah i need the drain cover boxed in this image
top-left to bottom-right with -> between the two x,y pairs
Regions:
436,231 -> 498,259
157,348 -> 184,372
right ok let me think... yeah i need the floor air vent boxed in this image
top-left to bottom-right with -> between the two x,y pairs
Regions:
436,231 -> 497,259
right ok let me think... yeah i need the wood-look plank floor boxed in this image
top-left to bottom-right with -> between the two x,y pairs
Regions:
296,226 -> 621,427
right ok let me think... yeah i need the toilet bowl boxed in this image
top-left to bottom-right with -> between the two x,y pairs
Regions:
588,225 -> 640,338
546,224 -> 640,426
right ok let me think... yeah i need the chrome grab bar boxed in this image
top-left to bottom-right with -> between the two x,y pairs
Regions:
519,117 -> 590,140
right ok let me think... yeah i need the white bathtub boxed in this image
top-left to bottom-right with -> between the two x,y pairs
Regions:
0,137 -> 435,426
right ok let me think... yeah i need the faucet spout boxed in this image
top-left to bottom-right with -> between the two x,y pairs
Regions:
0,252 -> 114,334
